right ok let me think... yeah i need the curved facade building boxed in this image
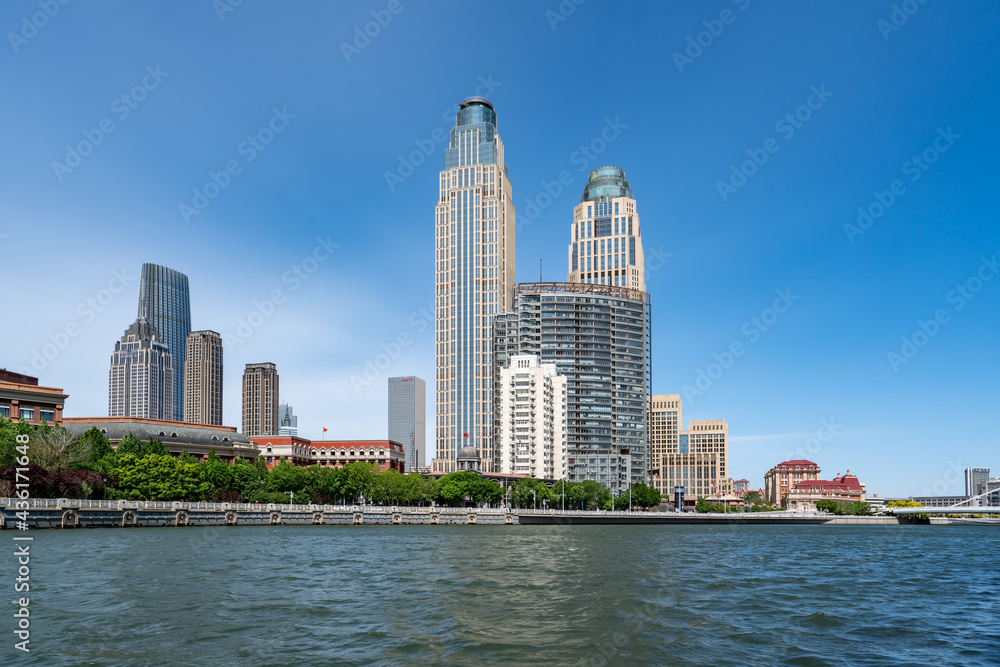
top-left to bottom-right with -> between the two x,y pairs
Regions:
433,98 -> 515,472
493,282 -> 651,488
137,263 -> 191,422
568,166 -> 645,291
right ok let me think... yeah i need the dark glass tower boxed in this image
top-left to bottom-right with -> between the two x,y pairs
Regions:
137,263 -> 191,422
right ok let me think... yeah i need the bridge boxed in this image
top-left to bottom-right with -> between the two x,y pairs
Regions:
885,488 -> 1000,515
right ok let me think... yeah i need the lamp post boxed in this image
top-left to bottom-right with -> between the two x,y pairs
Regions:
285,491 -> 294,505
531,489 -> 536,511
562,479 -> 565,512
102,476 -> 107,502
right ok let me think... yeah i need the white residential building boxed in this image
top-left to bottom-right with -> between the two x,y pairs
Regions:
498,354 -> 567,480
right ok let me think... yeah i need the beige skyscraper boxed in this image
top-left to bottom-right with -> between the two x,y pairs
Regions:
109,318 -> 173,420
649,393 -> 730,505
183,330 -> 223,425
242,362 -> 279,437
567,166 -> 645,291
432,98 -> 515,472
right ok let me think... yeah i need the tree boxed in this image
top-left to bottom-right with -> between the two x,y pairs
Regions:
470,476 -> 503,506
32,425 -> 90,472
886,500 -> 924,508
141,437 -> 168,458
369,469 -> 407,505
116,433 -> 143,457
340,462 -> 378,502
267,459 -> 309,495
200,448 -> 235,497
630,483 -> 662,509
110,453 -> 209,501
401,474 -> 435,506
77,427 -> 115,473
510,478 -> 553,508
434,471 -> 478,505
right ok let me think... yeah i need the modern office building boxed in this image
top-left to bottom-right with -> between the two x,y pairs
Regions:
567,166 -> 645,291
183,330 -> 223,425
494,282 -> 651,489
649,394 -> 730,503
388,376 -> 425,472
137,263 -> 191,422
966,467 -> 990,497
278,403 -> 298,437
763,460 -> 822,507
242,362 -> 279,437
497,354 -> 568,480
432,97 -> 515,473
109,318 -> 174,420
0,370 -> 67,425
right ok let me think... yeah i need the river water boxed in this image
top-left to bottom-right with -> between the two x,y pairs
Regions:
4,524 -> 998,666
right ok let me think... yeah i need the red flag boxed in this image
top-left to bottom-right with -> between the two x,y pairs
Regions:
323,427 -> 328,433
463,433 -> 468,438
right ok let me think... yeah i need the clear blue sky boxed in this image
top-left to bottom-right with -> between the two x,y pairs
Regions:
2,1 -> 997,497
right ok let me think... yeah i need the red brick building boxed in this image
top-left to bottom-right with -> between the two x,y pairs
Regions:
0,370 -> 68,425
786,471 -> 866,510
764,459 -> 821,506
250,435 -> 406,473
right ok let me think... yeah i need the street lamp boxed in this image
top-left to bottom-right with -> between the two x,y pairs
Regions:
531,489 -> 537,511
285,491 -> 294,505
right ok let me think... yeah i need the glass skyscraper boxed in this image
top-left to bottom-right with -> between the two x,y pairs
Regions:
433,98 -> 515,472
388,376 -> 425,471
137,263 -> 191,422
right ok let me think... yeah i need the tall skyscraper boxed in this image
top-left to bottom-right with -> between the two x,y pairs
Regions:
649,395 -> 732,502
567,167 -> 645,291
498,354 -> 567,480
966,467 -> 990,497
137,263 -> 191,422
278,403 -> 298,436
109,318 -> 174,420
494,282 -> 651,487
388,376 -> 425,472
242,362 -> 279,437
183,330 -> 223,425
432,97 -> 515,472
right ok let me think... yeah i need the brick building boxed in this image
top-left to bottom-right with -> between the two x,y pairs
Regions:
764,459 -> 821,506
0,370 -> 68,425
250,435 -> 406,473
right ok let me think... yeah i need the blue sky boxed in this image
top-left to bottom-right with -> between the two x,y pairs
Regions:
2,1 -> 998,497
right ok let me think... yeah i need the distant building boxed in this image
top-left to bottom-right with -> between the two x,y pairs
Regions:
388,376 -> 425,471
0,370 -> 67,425
109,318 -> 174,420
183,331 -> 223,426
63,417 -> 256,462
498,354 -> 567,480
250,435 -> 405,472
242,363 -> 279,437
137,263 -> 190,422
908,495 -> 977,509
278,403 -> 298,436
764,460 -> 821,507
966,467 -> 990,497
984,479 -> 1000,507
732,479 -> 750,493
649,394 -> 730,505
785,471 -> 866,511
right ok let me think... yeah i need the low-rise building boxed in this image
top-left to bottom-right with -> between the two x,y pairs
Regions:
764,460 -> 821,507
785,471 -> 866,511
908,494 -> 979,509
62,417 -> 257,462
250,435 -> 406,473
732,478 -> 750,493
0,370 -> 67,425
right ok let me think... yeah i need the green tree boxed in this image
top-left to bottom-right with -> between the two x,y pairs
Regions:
32,425 -> 90,472
199,448 -> 234,496
111,453 -> 210,501
510,478 -> 553,508
470,476 -> 503,506
401,474 -> 435,506
434,471 -> 477,505
370,469 -> 407,505
339,462 -> 378,502
267,459 -> 309,495
116,433 -> 143,457
141,437 -> 168,458
77,427 -> 115,473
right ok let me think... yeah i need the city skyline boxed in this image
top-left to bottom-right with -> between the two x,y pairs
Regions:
2,2 -> 998,497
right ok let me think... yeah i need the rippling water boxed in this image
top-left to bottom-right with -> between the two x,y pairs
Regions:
4,524 -> 998,665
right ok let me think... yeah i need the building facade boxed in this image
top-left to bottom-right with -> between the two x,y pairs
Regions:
966,467 -> 990,497
63,417 -> 256,462
764,460 -> 821,507
497,354 -> 567,480
183,330 -> 223,426
109,318 -> 174,420
388,376 -> 425,472
494,282 -> 651,489
567,166 -> 645,291
433,98 -> 515,473
250,435 -> 406,473
0,370 -> 67,425
278,403 -> 298,436
137,263 -> 190,422
785,471 -> 866,511
648,394 -> 730,504
242,362 -> 279,437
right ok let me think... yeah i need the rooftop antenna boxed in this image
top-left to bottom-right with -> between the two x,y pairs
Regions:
540,259 -> 543,283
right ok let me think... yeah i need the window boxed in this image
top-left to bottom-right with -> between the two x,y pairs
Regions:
40,409 -> 55,423
0,405 -> 9,418
19,408 -> 34,420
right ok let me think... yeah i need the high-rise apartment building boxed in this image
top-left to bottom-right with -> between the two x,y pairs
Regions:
567,167 -> 645,291
242,363 -> 279,437
137,263 -> 190,422
966,467 -> 990,497
183,330 -> 223,425
388,376 -> 425,472
278,403 -> 298,436
109,318 -> 174,420
649,394 -> 731,503
494,283 -> 651,488
498,354 -> 567,480
433,98 -> 515,472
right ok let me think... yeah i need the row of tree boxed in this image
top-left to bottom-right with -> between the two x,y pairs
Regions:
0,419 -> 663,508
